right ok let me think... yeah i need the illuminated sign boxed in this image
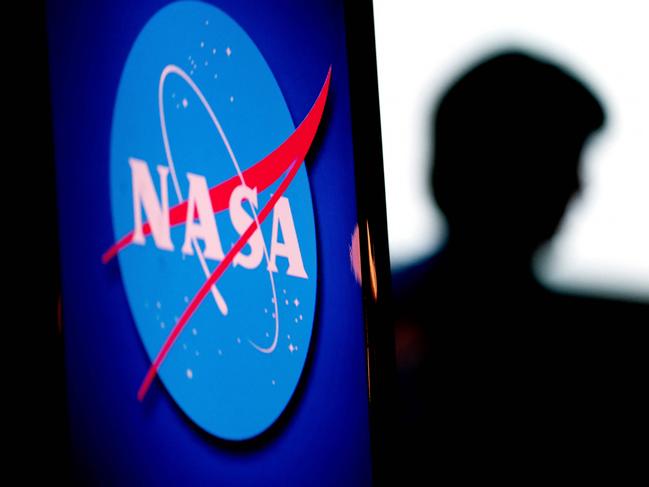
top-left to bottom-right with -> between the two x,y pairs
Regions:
105,1 -> 329,440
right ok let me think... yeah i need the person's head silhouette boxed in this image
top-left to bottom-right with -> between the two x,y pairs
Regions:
431,50 -> 605,269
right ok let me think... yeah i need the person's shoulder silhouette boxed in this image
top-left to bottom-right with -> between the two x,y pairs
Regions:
391,49 -> 648,480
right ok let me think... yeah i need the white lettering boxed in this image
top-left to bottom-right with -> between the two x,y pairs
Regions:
129,158 -> 174,251
268,196 -> 308,278
229,185 -> 264,269
182,172 -> 225,261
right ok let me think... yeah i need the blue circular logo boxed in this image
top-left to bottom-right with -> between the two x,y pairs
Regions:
108,1 -> 324,440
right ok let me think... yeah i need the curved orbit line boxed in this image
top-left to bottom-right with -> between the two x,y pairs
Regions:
133,66 -> 331,401
158,65 -> 280,353
159,65 -> 229,316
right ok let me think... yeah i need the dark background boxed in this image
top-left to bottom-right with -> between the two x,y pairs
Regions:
7,0 -> 67,480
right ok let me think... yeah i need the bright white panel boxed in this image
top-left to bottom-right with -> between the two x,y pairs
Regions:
374,0 -> 649,302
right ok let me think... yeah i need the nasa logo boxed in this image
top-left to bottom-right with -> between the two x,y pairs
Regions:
105,2 -> 329,440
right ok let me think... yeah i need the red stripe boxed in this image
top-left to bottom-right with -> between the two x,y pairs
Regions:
103,67 -> 331,264
136,67 -> 331,401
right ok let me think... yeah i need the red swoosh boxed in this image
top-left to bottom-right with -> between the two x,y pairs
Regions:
102,66 -> 331,264
131,67 -> 331,401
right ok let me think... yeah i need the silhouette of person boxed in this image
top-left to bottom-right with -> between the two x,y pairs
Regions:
391,50 -> 648,481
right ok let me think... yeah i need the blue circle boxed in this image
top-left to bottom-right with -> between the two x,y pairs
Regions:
110,1 -> 317,440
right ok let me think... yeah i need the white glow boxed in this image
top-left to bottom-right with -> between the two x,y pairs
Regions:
374,0 -> 649,301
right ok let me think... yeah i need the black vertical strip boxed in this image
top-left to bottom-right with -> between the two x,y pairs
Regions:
21,1 -> 69,481
343,1 -> 396,485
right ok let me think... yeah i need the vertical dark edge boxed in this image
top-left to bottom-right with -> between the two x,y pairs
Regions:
31,1 -> 69,481
343,1 -> 396,485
